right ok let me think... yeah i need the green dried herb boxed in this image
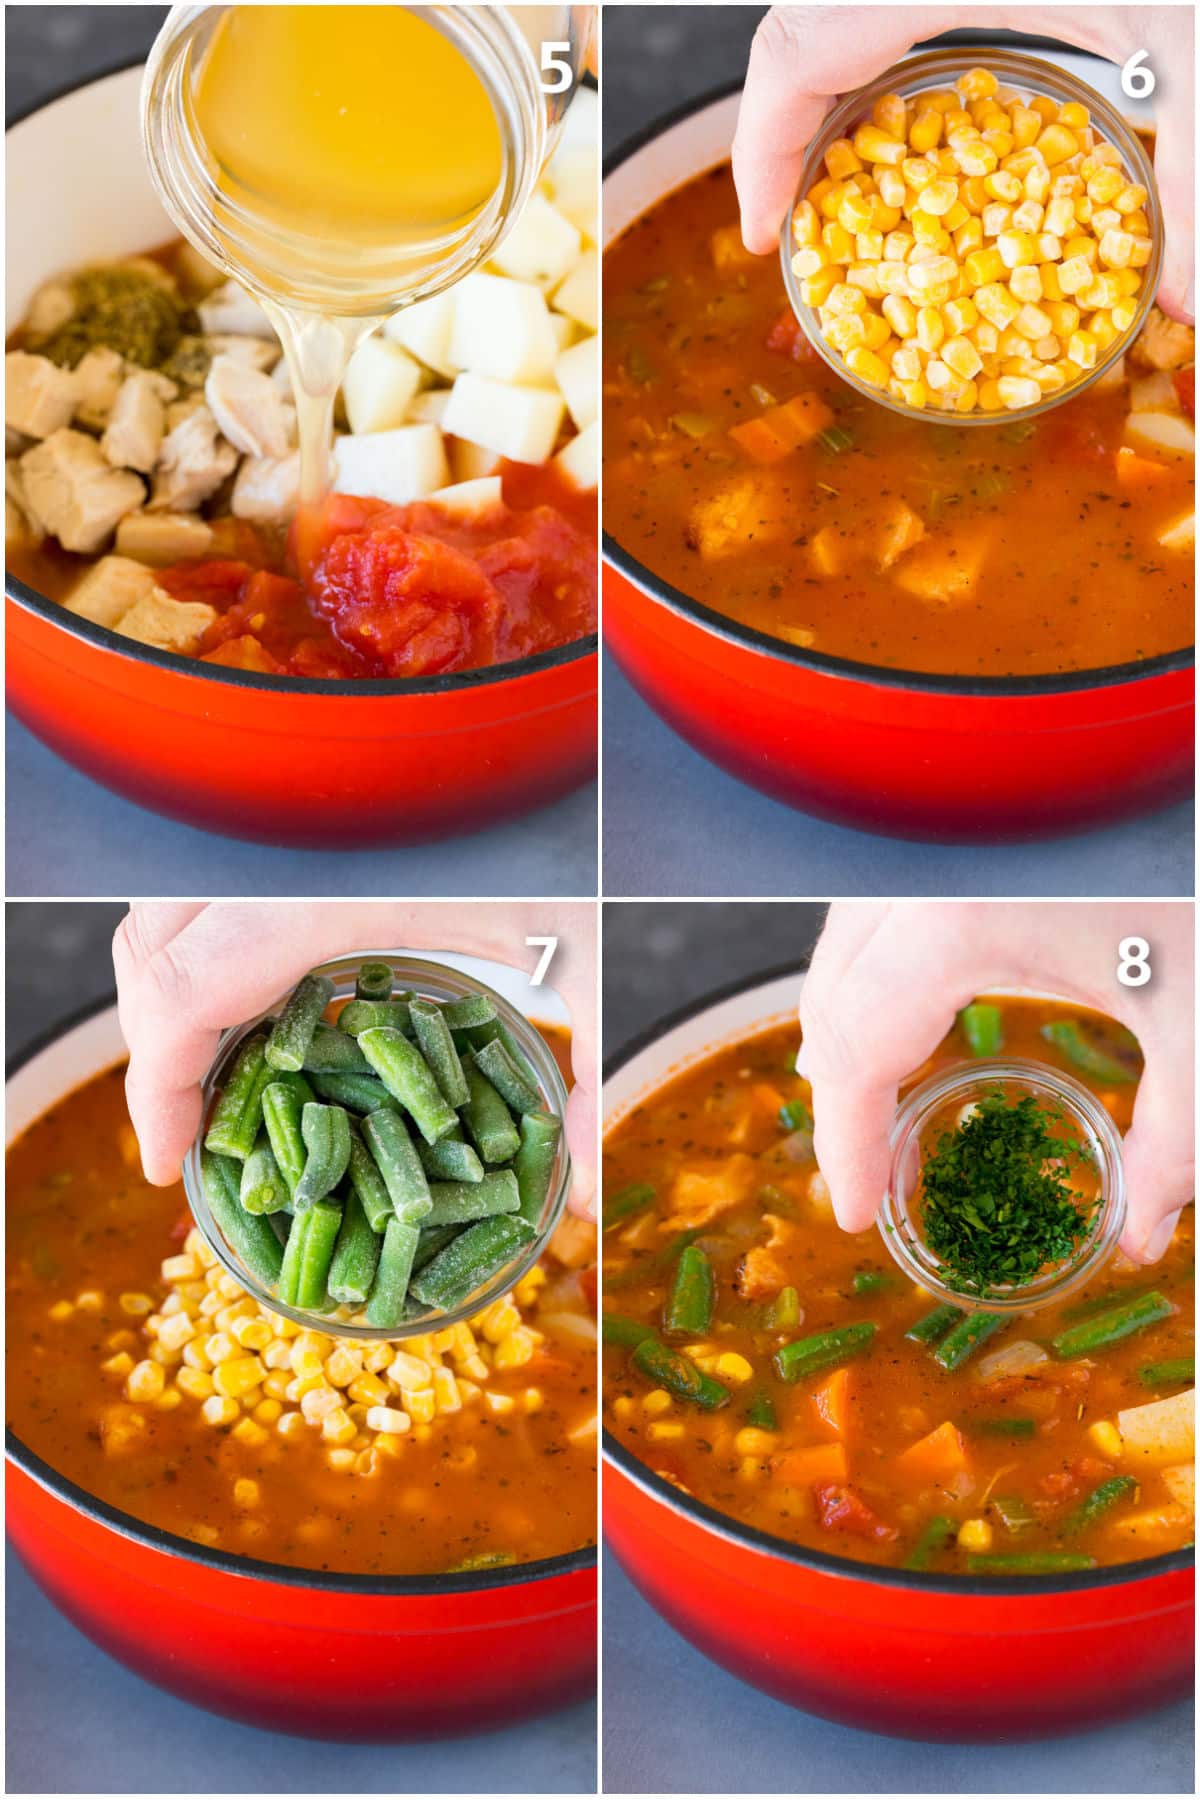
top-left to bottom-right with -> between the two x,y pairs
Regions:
919,1090 -> 1097,1299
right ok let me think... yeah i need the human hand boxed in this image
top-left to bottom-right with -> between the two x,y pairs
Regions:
798,901 -> 1193,1263
113,901 -> 597,1219
733,6 -> 1194,321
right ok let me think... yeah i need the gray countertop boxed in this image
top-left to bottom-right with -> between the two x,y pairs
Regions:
601,9 -> 1193,899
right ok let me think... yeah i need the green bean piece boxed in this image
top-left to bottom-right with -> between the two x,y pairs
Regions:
410,1214 -> 536,1312
991,1494 -> 1035,1534
278,1206 -> 312,1305
409,998 -> 470,1108
1063,1475 -> 1139,1537
240,1133 -> 289,1215
293,1103 -> 352,1211
417,1135 -> 486,1184
605,1229 -> 704,1291
967,1552 -> 1096,1574
261,1074 -> 316,1197
412,1223 -> 463,1273
1140,1357 -> 1195,1387
778,1098 -> 812,1132
745,1387 -> 778,1431
200,1147 -> 284,1289
903,1515 -> 956,1571
932,1311 -> 1006,1372
765,1285 -> 802,1329
1052,1291 -> 1172,1358
265,973 -> 335,1072
440,993 -> 498,1032
359,1026 -> 459,1144
291,1200 -> 343,1310
960,1002 -> 1003,1056
604,1182 -> 656,1230
327,1188 -> 382,1307
513,1111 -> 562,1226
339,998 -> 414,1038
632,1338 -> 730,1409
905,1302 -> 964,1345
424,1171 -> 521,1227
664,1245 -> 715,1337
775,1321 -> 876,1383
472,1037 -> 542,1116
205,1033 -> 272,1161
362,1106 -> 432,1225
462,1016 -> 538,1083
1040,1019 -> 1134,1083
366,1218 -> 421,1327
355,961 -> 395,1002
968,1417 -> 1037,1438
852,1270 -> 892,1296
1062,1284 -> 1152,1322
602,1312 -> 657,1350
345,1122 -> 393,1233
301,1022 -> 371,1074
309,1071 -> 393,1113
460,1059 -> 521,1164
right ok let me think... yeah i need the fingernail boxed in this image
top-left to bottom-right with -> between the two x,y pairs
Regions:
795,1044 -> 811,1078
1141,1210 -> 1181,1263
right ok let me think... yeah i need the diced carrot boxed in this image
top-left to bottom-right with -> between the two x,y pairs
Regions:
811,1366 -> 855,1438
776,391 -> 836,443
729,392 -> 835,463
728,416 -> 795,463
1172,367 -> 1195,420
814,1482 -> 898,1541
751,1081 -> 787,1117
895,1420 -> 969,1482
1115,446 -> 1175,486
774,1441 -> 849,1485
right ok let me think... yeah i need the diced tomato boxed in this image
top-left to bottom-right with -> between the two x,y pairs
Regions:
200,634 -> 284,675
765,308 -> 819,362
814,1483 -> 898,1542
577,1267 -> 598,1314
169,1212 -> 192,1243
310,524 -> 502,676
1173,366 -> 1195,420
158,559 -> 257,609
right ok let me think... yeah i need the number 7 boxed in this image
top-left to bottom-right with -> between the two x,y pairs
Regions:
526,936 -> 558,986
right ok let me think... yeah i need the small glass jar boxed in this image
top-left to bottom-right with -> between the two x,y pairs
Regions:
780,45 -> 1162,427
879,1056 -> 1126,1312
183,950 -> 571,1341
141,4 -> 589,315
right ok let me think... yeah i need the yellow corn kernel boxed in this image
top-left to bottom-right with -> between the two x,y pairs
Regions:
647,1422 -> 686,1442
714,1352 -> 755,1383
974,283 -> 1020,329
201,1395 -> 239,1428
487,1390 -> 517,1415
891,345 -> 923,383
197,1291 -> 223,1319
233,1477 -> 260,1508
205,1331 -> 239,1366
954,216 -> 984,256
252,1397 -> 283,1425
996,230 -> 1038,270
402,1386 -> 437,1425
156,1312 -> 196,1354
824,135 -> 863,181
1035,123 -> 1077,165
800,268 -> 842,308
791,198 -> 820,246
845,263 -> 882,296
824,281 -> 868,317
321,1406 -> 357,1446
984,169 -> 1021,204
917,178 -> 959,217
881,293 -> 917,339
853,122 -> 906,166
229,1315 -> 272,1352
957,1518 -> 993,1552
1008,263 -> 1044,304
1057,255 -> 1093,298
125,1359 -> 164,1403
997,374 -> 1041,409
877,168 -> 906,209
258,1341 -> 291,1373
119,1292 -> 154,1317
861,313 -> 892,352
494,1327 -> 537,1370
1111,298 -> 1138,333
1067,330 -> 1098,369
1114,183 -> 1148,216
942,335 -> 982,380
276,1408 -> 306,1439
177,1365 -> 215,1401
155,1387 -> 183,1413
213,1355 -> 265,1400
344,1371 -> 388,1408
913,306 -> 944,353
735,1427 -> 780,1457
825,313 -> 867,354
102,1351 -> 135,1378
325,1447 -> 356,1473
433,1366 -> 462,1413
908,108 -> 942,153
957,66 -> 997,101
943,296 -> 979,335
642,1388 -> 674,1416
1088,1419 -> 1123,1458
365,1404 -> 411,1434
523,1388 -> 544,1414
161,1253 -> 199,1283
359,1341 -> 393,1374
301,1384 -> 343,1424
323,1346 -> 362,1388
1012,302 -> 1052,340
964,246 -> 1005,287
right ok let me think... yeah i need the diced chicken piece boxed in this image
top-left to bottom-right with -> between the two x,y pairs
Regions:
555,335 -> 598,430
342,336 -> 424,434
24,277 -> 75,339
206,333 -> 281,373
149,406 -> 238,512
686,475 -> 786,560
1125,412 -> 1196,457
6,457 -> 43,536
6,426 -> 32,458
382,290 -> 458,378
165,393 -> 210,433
6,491 -> 35,550
72,347 -> 126,430
1131,308 -> 1195,372
20,429 -> 144,553
666,1154 -> 756,1228
450,273 -> 559,384
1158,510 -> 1195,551
491,193 -> 582,290
102,371 -> 168,473
429,476 -> 503,517
115,509 -> 214,565
737,1214 -> 798,1301
204,354 -> 291,458
114,589 -> 217,654
442,372 -> 564,464
198,280 -> 277,340
231,451 -> 302,525
6,351 -> 78,439
65,554 -> 162,628
551,249 -> 599,332
554,418 -> 599,491
407,389 -> 452,427
878,501 -> 926,571
1129,369 -> 1180,413
332,426 -> 448,506
809,525 -> 845,576
449,439 -> 503,483
892,532 -> 990,605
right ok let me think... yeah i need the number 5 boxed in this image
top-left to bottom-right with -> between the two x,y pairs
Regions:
539,40 -> 573,94
526,937 -> 558,986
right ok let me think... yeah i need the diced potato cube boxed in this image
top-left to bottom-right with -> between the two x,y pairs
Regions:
1117,1390 -> 1195,1466
892,531 -> 989,604
1158,511 -> 1195,552
382,290 -> 458,377
449,272 -> 559,384
441,373 -> 565,465
428,476 -> 503,516
492,193 -> 582,289
406,389 -> 452,428
342,336 -> 424,434
553,418 -> 598,491
1161,1464 -> 1195,1512
332,424 -> 449,504
554,335 -> 598,430
1125,412 -> 1196,458
551,249 -> 599,332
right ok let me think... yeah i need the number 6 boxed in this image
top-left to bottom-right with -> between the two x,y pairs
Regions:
1117,937 -> 1151,987
1121,50 -> 1156,99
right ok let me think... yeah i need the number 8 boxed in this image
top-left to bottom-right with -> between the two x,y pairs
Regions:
1117,936 -> 1151,987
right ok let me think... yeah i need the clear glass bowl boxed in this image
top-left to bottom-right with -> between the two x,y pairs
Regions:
879,1056 -> 1126,1312
183,950 -> 571,1340
779,45 -> 1163,427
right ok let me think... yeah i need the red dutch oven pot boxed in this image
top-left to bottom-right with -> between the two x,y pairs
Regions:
6,64 -> 596,848
7,998 -> 597,1739
602,74 -> 1194,843
603,966 -> 1194,1740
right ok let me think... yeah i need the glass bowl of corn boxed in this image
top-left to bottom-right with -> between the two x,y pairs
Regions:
780,46 -> 1163,424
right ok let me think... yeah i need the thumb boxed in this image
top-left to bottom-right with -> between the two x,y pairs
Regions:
1150,107 -> 1195,322
1119,1048 -> 1195,1261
